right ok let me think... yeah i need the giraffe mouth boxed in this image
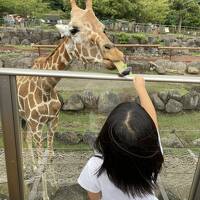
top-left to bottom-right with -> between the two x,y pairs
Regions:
103,59 -> 117,70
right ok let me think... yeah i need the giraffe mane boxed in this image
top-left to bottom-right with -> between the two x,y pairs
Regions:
46,38 -> 67,61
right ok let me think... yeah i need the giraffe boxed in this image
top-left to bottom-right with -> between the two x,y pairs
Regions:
17,0 -> 124,198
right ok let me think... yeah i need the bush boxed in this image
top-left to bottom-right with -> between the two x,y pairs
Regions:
113,32 -> 148,44
131,33 -> 148,44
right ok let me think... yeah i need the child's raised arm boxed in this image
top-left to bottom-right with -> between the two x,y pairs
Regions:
133,76 -> 158,129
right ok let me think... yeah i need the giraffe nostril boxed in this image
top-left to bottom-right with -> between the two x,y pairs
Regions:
104,43 -> 114,50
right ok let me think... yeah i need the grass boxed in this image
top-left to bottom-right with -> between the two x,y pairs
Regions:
0,110 -> 199,154
58,111 -> 105,133
191,52 -> 200,56
158,112 -> 200,143
57,109 -> 200,146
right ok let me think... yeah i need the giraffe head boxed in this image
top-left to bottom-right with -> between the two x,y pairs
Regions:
56,0 -> 124,70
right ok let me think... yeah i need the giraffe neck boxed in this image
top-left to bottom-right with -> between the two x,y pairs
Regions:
39,37 -> 74,91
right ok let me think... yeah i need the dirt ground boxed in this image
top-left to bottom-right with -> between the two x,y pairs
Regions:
0,149 -> 197,200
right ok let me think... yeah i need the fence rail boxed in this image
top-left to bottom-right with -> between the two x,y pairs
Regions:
0,68 -> 200,84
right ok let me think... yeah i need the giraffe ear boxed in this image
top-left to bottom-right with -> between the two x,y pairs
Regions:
55,24 -> 70,37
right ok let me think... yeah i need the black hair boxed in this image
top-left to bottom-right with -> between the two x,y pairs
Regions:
95,102 -> 164,197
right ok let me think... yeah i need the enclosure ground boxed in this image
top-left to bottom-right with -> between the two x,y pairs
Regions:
0,148 -> 198,200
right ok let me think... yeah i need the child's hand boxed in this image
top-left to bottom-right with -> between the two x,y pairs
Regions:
133,76 -> 146,93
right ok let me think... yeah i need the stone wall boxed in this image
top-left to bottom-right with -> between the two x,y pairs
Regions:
0,27 -> 60,45
1,27 -> 200,48
60,88 -> 200,114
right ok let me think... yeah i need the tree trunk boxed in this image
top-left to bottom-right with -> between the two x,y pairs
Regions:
178,14 -> 183,33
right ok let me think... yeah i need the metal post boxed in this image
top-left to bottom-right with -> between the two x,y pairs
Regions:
189,156 -> 200,200
0,75 -> 24,200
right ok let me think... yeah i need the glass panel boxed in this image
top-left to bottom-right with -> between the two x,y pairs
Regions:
0,109 -> 9,199
20,77 -> 199,199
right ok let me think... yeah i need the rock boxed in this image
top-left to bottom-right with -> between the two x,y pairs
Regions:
98,91 -> 121,113
187,66 -> 199,74
155,65 -> 166,75
168,90 -> 182,101
3,57 -> 16,68
148,48 -> 158,55
195,38 -> 200,47
0,60 -> 4,68
181,92 -> 199,110
62,94 -> 84,111
191,86 -> 200,93
186,39 -> 196,47
155,60 -> 187,74
10,36 -> 20,45
186,38 -> 196,47
158,91 -> 169,103
118,92 -> 133,103
192,138 -> 200,147
1,37 -> 10,44
135,47 -> 145,55
16,57 -> 34,68
163,38 -> 171,46
82,133 -> 97,148
151,93 -> 165,111
128,61 -> 150,72
55,132 -> 82,145
148,36 -> 157,44
81,90 -> 99,109
161,135 -> 184,148
21,39 -> 31,45
187,62 -> 200,70
166,99 -> 183,113
52,185 -> 86,200
171,42 -> 179,47
39,39 -> 51,45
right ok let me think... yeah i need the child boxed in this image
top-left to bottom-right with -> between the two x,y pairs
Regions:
78,76 -> 164,200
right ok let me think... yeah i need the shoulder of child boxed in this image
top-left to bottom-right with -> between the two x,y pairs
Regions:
78,155 -> 103,193
87,155 -> 103,173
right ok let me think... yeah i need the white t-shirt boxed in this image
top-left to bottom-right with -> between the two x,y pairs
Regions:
78,156 -> 158,200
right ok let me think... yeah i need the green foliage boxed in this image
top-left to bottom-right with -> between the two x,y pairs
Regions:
93,0 -> 137,20
115,32 -> 130,43
166,0 -> 200,27
0,0 -> 49,17
114,32 -> 148,44
0,0 -> 200,27
137,0 -> 170,23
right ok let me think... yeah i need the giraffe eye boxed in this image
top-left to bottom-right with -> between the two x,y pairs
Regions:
70,27 -> 80,35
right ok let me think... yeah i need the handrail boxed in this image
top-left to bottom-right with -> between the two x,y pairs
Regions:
31,44 -> 200,50
31,44 -> 161,48
0,68 -> 200,84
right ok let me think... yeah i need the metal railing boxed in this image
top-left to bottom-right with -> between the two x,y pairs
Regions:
0,68 -> 200,83
0,68 -> 199,200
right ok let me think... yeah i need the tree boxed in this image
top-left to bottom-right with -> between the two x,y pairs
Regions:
93,0 -> 137,20
136,0 -> 170,23
168,0 -> 200,31
0,0 -> 16,14
43,0 -> 66,12
0,0 -> 49,17
62,0 -> 137,20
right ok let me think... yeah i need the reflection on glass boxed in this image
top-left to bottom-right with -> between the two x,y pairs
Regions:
0,111 -> 9,199
20,78 -> 199,199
